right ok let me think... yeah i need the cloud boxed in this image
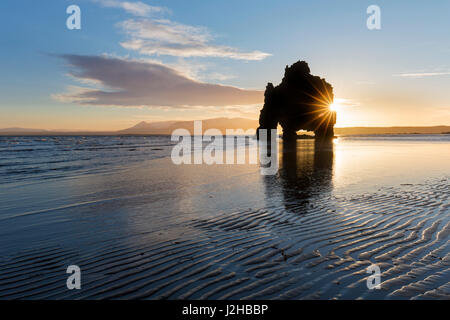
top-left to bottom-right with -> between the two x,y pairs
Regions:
54,55 -> 263,108
393,72 -> 450,78
93,0 -> 167,16
92,1 -> 270,60
119,19 -> 271,60
166,59 -> 235,82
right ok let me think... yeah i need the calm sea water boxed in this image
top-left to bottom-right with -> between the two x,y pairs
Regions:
0,134 -> 448,186
0,136 -> 176,184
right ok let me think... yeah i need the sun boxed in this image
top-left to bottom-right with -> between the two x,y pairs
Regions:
328,98 -> 347,113
329,102 -> 338,112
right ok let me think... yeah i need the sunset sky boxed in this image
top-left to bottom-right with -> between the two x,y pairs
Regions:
1,0 -> 450,130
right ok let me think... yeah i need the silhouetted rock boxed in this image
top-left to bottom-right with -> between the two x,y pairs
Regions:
257,61 -> 336,140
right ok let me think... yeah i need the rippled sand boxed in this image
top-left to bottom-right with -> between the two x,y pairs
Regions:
0,136 -> 449,299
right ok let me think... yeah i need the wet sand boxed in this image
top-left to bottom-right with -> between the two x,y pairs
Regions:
0,136 -> 449,299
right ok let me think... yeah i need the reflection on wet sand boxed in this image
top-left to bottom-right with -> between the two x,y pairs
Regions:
1,136 -> 449,299
264,139 -> 334,212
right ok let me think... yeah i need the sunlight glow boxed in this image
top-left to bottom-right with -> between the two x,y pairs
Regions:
329,102 -> 338,112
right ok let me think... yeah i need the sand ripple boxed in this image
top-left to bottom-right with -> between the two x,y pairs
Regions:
0,178 -> 448,299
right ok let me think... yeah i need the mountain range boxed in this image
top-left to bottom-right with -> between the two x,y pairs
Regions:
1,118 -> 449,135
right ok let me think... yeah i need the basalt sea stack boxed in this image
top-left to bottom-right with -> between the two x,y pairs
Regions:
257,61 -> 336,140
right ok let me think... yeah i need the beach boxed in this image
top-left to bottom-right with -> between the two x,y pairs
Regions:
0,135 -> 449,299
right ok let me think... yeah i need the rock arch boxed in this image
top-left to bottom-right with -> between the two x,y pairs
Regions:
257,61 -> 336,141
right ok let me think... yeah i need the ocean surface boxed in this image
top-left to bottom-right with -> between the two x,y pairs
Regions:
0,135 -> 449,299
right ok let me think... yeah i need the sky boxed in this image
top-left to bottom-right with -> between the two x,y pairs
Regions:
0,0 -> 449,130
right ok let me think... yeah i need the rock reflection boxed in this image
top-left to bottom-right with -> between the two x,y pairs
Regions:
264,139 -> 334,213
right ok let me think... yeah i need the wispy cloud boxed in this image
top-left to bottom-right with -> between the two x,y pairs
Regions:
393,72 -> 450,78
119,19 -> 271,60
54,55 -> 263,108
93,0 -> 167,17
92,1 -> 270,60
167,59 -> 236,82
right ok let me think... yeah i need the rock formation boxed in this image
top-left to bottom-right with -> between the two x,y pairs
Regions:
257,61 -> 336,140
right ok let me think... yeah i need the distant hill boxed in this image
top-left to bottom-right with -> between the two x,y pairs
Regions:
118,118 -> 258,135
1,119 -> 449,136
120,120 -> 450,135
0,127 -> 48,133
334,126 -> 450,135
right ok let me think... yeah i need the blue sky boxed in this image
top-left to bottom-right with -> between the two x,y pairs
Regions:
1,0 -> 449,130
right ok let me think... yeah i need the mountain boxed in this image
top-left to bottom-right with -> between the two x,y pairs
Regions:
0,119 -> 449,136
334,126 -> 450,135
119,120 -> 450,135
0,127 -> 48,133
119,120 -> 177,134
118,118 -> 259,135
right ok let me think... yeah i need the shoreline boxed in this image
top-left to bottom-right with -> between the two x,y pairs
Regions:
1,133 -> 450,137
